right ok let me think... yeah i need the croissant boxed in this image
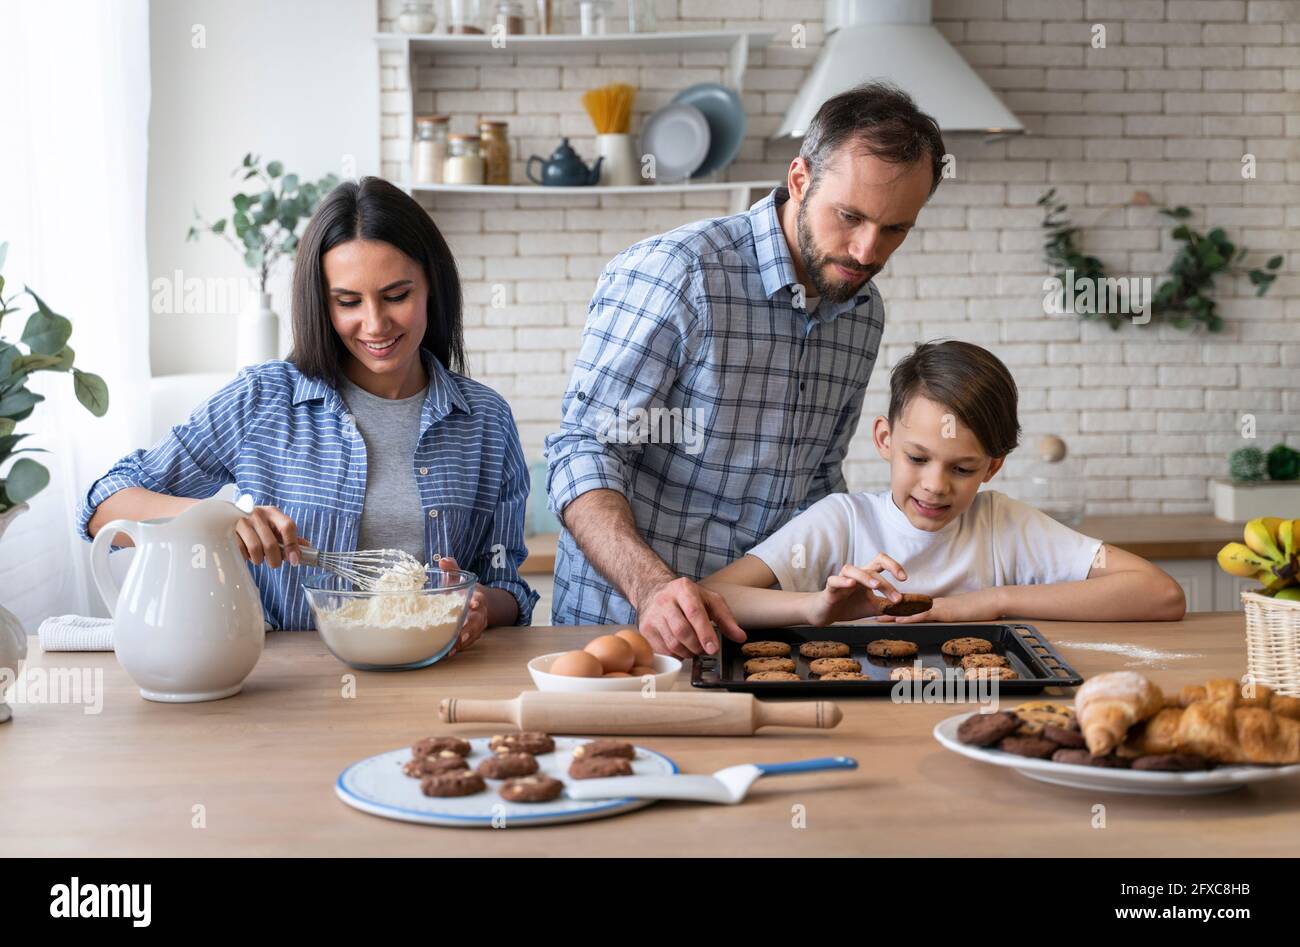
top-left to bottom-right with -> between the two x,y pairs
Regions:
1176,678 -> 1300,720
1121,699 -> 1300,765
1074,671 -> 1165,756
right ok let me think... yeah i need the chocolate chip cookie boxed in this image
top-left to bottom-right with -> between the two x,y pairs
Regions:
866,639 -> 918,658
817,671 -> 870,680
499,774 -> 564,802
941,637 -> 993,656
1012,701 -> 1076,734
412,736 -> 472,758
421,769 -> 486,797
964,666 -> 1018,681
744,657 -> 797,674
956,710 -> 1020,747
572,740 -> 635,760
477,751 -> 539,779
489,732 -> 555,755
402,751 -> 469,777
880,594 -> 933,617
960,653 -> 1009,670
798,640 -> 851,659
809,657 -> 862,675
746,671 -> 801,681
741,641 -> 791,658
569,756 -> 634,779
890,665 -> 941,681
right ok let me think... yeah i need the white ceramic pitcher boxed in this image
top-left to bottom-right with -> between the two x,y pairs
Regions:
90,495 -> 265,702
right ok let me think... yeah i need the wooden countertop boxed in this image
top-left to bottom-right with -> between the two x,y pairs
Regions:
5,613 -> 1296,857
521,514 -> 1243,573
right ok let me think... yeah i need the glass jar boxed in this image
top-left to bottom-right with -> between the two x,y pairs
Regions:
579,0 -> 609,36
479,120 -> 510,185
494,0 -> 525,34
397,0 -> 436,33
625,0 -> 655,33
447,0 -> 484,33
535,0 -> 554,34
444,134 -> 485,184
412,115 -> 449,185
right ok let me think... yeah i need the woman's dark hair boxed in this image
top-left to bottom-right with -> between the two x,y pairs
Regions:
799,81 -> 947,197
289,176 -> 466,383
888,340 -> 1020,459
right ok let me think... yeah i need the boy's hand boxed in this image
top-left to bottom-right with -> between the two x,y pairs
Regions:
805,554 -> 908,625
876,589 -> 1003,625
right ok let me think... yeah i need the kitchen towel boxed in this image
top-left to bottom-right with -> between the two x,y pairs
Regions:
37,615 -> 114,652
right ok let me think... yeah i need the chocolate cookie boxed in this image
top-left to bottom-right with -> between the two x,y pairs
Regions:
412,736 -> 472,758
477,751 -> 539,779
880,594 -> 933,617
741,641 -> 791,658
997,735 -> 1059,759
402,751 -> 469,777
744,657 -> 797,674
866,639 -> 918,658
1051,748 -> 1130,768
421,769 -> 486,797
798,640 -> 851,658
809,657 -> 862,675
1131,753 -> 1210,772
569,756 -> 633,779
960,653 -> 1009,670
572,740 -> 635,760
964,666 -> 1018,680
489,732 -> 555,755
746,670 -> 801,681
1042,724 -> 1086,749
499,774 -> 564,802
818,671 -> 870,680
956,711 -> 1020,747
941,637 -> 993,656
890,665 -> 941,681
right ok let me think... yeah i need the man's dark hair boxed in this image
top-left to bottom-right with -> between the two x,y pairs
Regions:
888,340 -> 1020,459
799,81 -> 946,197
289,176 -> 466,385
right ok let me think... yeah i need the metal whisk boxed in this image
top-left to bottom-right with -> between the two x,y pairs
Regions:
296,546 -> 428,591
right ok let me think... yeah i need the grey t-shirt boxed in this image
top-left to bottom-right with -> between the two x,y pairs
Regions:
339,377 -> 427,560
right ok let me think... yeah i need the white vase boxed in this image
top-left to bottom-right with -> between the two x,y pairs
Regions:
0,503 -> 31,723
236,292 -> 280,368
596,134 -> 641,187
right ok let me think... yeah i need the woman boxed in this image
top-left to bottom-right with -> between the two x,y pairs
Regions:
79,177 -> 538,649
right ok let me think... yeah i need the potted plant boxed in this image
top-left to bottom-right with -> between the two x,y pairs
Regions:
188,155 -> 338,367
1215,444 -> 1300,521
0,241 -> 109,719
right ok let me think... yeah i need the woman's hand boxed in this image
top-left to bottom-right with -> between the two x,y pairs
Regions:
439,557 -> 487,655
876,588 -> 1003,625
804,554 -> 908,625
235,505 -> 306,568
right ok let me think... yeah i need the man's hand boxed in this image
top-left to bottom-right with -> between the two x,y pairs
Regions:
804,554 -> 907,625
635,576 -> 747,658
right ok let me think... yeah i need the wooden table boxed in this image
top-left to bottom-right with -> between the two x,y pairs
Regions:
4,614 -> 1296,857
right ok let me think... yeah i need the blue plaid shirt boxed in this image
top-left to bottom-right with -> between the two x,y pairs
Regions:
545,186 -> 885,626
77,352 -> 538,630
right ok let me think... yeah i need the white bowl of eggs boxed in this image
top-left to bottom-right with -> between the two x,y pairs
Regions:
527,629 -> 682,692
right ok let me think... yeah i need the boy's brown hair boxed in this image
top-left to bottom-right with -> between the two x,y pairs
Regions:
888,341 -> 1021,458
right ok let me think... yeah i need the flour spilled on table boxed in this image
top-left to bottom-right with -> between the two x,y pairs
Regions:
1053,640 -> 1202,669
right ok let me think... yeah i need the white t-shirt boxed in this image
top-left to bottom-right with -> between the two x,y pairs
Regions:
746,489 -> 1103,597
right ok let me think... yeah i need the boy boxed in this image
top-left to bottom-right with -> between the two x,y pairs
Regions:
702,341 -> 1186,626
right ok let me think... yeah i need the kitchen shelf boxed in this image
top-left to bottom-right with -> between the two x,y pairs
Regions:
405,180 -> 778,212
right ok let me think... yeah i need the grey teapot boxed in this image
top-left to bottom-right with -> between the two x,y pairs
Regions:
526,138 -> 603,186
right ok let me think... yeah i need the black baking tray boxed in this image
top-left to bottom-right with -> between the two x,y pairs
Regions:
690,624 -> 1084,697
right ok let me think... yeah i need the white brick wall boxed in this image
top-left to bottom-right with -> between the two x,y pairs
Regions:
378,0 -> 1298,516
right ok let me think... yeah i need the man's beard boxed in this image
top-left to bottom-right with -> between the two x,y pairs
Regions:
795,196 -> 881,304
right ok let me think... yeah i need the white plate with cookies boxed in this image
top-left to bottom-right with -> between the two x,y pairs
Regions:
933,712 -> 1300,795
336,736 -> 678,827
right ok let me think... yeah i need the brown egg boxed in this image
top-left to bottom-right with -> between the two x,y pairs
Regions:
549,650 -> 604,678
603,671 -> 631,678
615,629 -> 655,667
584,635 -> 635,673
630,665 -> 656,677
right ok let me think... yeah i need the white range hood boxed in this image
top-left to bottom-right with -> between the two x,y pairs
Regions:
775,0 -> 1024,138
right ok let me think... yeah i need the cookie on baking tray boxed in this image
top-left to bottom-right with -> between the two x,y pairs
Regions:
744,657 -> 797,674
741,640 -> 791,658
809,657 -> 862,675
818,671 -> 870,681
747,670 -> 801,681
965,666 -> 1018,681
941,637 -> 993,656
866,639 -> 918,658
890,665 -> 941,681
798,640 -> 851,658
960,653 -> 1008,670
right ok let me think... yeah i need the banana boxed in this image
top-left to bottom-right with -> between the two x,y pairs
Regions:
1256,569 -> 1297,594
1219,542 -> 1274,577
1281,519 -> 1300,561
1243,517 -> 1286,563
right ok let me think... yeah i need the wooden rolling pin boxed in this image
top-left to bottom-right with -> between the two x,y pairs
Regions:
439,691 -> 842,735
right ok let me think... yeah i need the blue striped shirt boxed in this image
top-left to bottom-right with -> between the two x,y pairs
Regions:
544,186 -> 885,626
77,352 -> 538,630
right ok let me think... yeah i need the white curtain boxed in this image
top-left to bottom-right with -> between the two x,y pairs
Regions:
0,0 -> 152,627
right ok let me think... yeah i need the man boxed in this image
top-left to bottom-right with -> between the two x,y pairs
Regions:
545,81 -> 945,657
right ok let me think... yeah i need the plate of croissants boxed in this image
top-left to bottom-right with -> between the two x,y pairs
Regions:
934,671 -> 1300,795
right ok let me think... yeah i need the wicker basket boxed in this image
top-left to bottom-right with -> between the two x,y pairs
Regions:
1242,590 -> 1300,697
